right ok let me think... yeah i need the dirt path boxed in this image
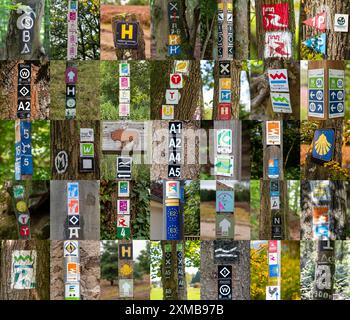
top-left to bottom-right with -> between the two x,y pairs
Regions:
100,5 -> 151,60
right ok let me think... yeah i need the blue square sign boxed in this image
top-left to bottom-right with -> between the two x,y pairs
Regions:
311,129 -> 335,162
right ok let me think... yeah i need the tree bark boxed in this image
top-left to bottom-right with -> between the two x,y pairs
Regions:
51,120 -> 100,180
2,0 -> 46,60
301,0 -> 350,60
234,0 -> 250,59
0,240 -> 50,300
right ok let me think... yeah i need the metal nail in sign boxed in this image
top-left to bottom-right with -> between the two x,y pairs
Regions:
168,121 -> 182,179
17,63 -> 31,119
65,64 -> 78,119
67,182 -> 80,239
119,62 -> 131,118
16,6 -> 35,55
67,0 -> 78,60
11,250 -> 36,289
15,120 -> 33,180
13,184 -> 31,239
168,0 -> 181,56
64,240 -> 80,300
79,128 -> 95,172
164,181 -> 181,240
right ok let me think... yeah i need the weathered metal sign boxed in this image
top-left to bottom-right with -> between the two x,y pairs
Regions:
312,206 -> 329,240
17,63 -> 31,119
216,190 -> 234,213
216,214 -> 234,238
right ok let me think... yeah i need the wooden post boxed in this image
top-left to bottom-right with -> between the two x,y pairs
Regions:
118,240 -> 134,299
261,121 -> 287,239
64,240 -> 81,300
112,14 -> 146,60
313,240 -> 335,300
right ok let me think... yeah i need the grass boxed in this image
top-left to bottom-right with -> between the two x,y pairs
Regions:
150,287 -> 200,300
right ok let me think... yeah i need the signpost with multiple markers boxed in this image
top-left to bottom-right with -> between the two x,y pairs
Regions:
79,128 -> 95,172
266,240 -> 281,300
12,184 -> 31,239
67,0 -> 78,60
168,121 -> 182,179
167,0 -> 181,57
17,6 -> 35,56
119,62 -> 131,118
64,240 -> 80,300
65,63 -> 78,119
17,63 -> 32,119
67,182 -> 80,240
15,120 -> 33,180
119,241 -> 134,298
217,1 -> 234,60
268,69 -> 292,114
164,180 -> 182,240
117,181 -> 131,239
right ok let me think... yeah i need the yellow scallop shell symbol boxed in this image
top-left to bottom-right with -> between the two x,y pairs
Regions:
120,264 -> 132,276
16,200 -> 27,213
314,133 -> 331,155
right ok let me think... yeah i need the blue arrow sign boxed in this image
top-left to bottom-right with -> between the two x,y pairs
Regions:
303,33 -> 326,54
311,129 -> 335,162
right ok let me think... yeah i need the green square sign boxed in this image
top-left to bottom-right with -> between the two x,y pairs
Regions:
80,143 -> 94,157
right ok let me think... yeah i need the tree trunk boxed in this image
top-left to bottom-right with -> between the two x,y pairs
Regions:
51,120 -> 100,180
2,0 -> 46,60
304,120 -> 343,179
301,180 -> 313,239
150,60 -> 201,120
50,240 -> 100,300
161,240 -> 187,300
0,240 -> 50,300
200,240 -> 250,300
234,0 -> 250,59
255,0 -> 296,60
301,0 -> 350,60
213,60 -> 242,120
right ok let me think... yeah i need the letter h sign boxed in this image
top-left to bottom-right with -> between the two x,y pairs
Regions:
115,21 -> 139,49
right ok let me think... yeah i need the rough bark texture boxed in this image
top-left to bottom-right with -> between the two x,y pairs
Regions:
50,180 -> 100,240
301,0 -> 350,60
51,120 -> 100,180
255,0 -> 296,60
150,60 -> 201,120
0,61 -> 49,119
161,240 -> 187,300
2,0 -> 47,60
200,240 -> 250,300
301,181 -> 346,240
213,60 -> 242,120
234,0 -> 250,59
151,120 -> 200,180
250,60 -> 300,120
304,120 -> 343,180
50,240 -> 100,300
112,14 -> 146,60
0,240 -> 50,300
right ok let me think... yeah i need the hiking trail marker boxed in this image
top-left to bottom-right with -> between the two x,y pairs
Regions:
67,0 -> 78,60
11,250 -> 36,289
168,0 -> 182,56
262,3 -> 289,31
217,1 -> 234,59
65,63 -> 78,119
79,128 -> 95,172
119,62 -> 130,118
67,182 -> 80,239
17,63 -> 31,119
15,120 -> 33,180
17,6 -> 35,55
164,180 -> 181,240
118,241 -> 134,299
117,181 -> 131,239
13,184 -> 31,239
64,240 -> 80,300
266,240 -> 281,300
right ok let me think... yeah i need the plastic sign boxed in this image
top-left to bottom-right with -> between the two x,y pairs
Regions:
67,182 -> 80,239
216,191 -> 234,213
218,103 -> 231,120
168,1 -> 181,57
115,21 -> 139,49
271,92 -> 292,113
119,63 -> 130,76
215,155 -> 234,177
118,181 -> 130,197
11,250 -> 36,289
264,31 -> 292,58
67,0 -> 78,60
216,129 -> 232,154
334,14 -> 349,32
216,214 -> 234,238
268,69 -> 289,92
165,205 -> 181,240
219,62 -> 230,76
15,121 -> 33,180
303,12 -> 326,31
266,121 -> 281,145
308,68 -> 324,118
65,64 -> 77,119
329,69 -> 344,118
166,89 -> 180,104
117,156 -> 132,179
175,61 -> 189,74
218,265 -> 232,300
165,181 -> 180,198
17,6 -> 35,55
170,73 -> 183,89
262,3 -> 289,30
65,67 -> 78,84
79,128 -> 94,173
311,129 -> 335,162
17,63 -> 32,119
303,33 -> 326,55
268,159 -> 279,179
119,242 -> 133,260
162,105 -> 174,120
266,286 -> 280,300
